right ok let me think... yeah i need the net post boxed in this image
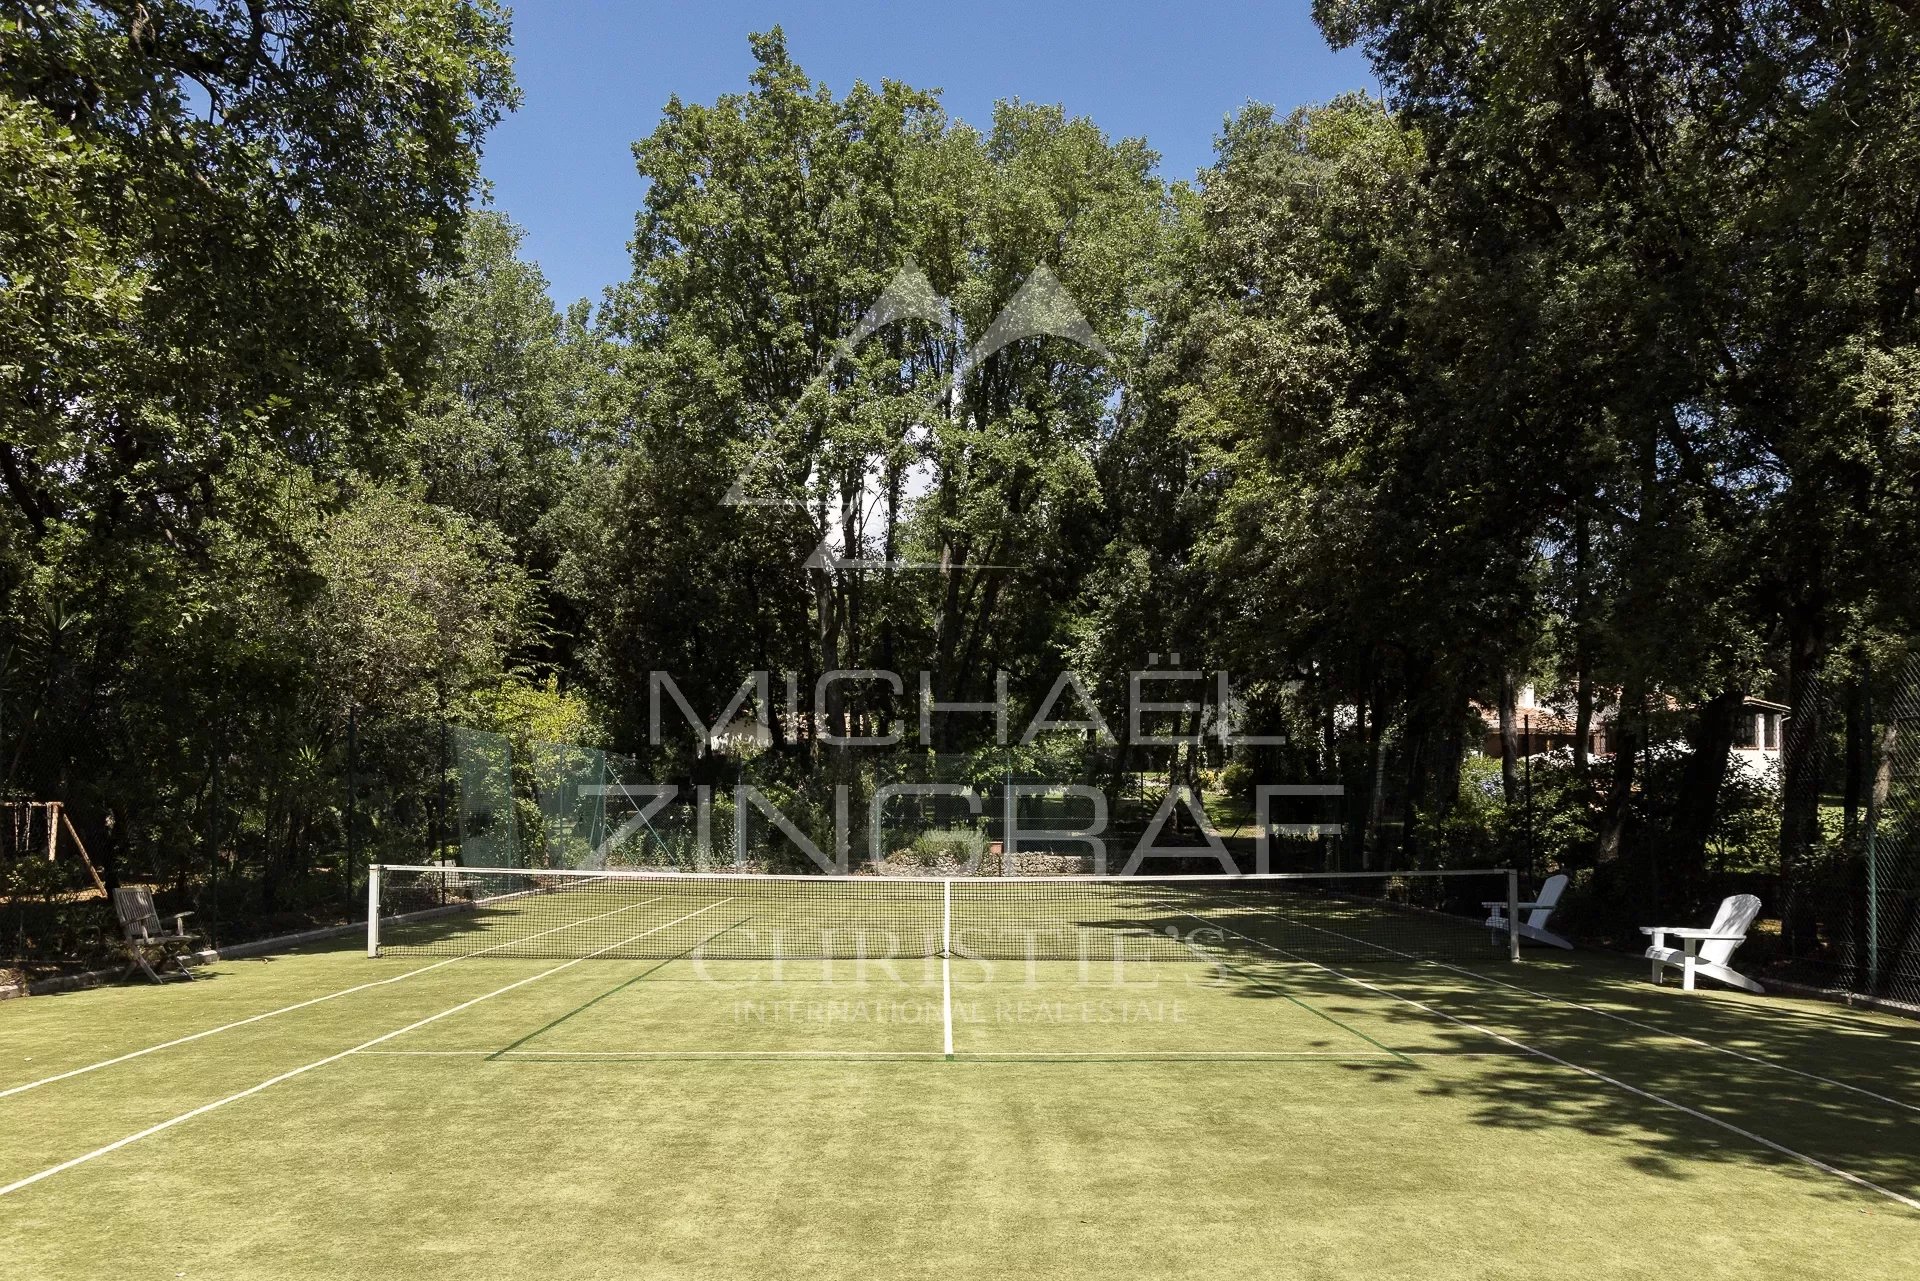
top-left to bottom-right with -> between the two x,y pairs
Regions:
366,864 -> 382,958
1505,868 -> 1521,963
941,879 -> 954,1059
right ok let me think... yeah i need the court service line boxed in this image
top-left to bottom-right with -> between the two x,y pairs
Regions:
1174,909 -> 1920,1213
1269,912 -> 1919,1115
0,894 -> 674,1103
364,1049 -> 951,1060
0,899 -> 731,1200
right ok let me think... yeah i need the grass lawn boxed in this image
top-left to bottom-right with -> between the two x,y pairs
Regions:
3,894 -> 1918,1280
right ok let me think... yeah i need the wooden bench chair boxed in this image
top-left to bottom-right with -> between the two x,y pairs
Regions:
112,886 -> 201,983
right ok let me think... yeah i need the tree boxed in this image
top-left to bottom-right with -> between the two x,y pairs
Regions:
409,212 -> 616,673
1315,0 -> 1920,911
590,31 -> 1165,763
1145,95 -> 1559,860
0,0 -> 517,915
2,1 -> 517,541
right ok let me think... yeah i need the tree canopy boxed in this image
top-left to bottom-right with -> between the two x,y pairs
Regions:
5,11 -> 1918,964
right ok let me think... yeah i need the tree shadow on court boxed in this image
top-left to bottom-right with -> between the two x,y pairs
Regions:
1183,927 -> 1920,1210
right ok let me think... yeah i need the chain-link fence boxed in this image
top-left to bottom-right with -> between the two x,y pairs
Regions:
1777,656 -> 1920,1005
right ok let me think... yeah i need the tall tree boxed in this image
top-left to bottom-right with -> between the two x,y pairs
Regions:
591,31 -> 1164,759
0,0 -> 517,901
1317,0 -> 1920,895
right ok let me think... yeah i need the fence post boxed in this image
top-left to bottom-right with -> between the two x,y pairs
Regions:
345,703 -> 359,904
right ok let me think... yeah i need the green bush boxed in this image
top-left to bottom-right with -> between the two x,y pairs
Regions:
1218,759 -> 1257,805
1704,763 -> 1781,875
907,826 -> 986,867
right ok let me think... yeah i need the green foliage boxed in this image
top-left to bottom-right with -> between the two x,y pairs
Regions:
905,826 -> 988,867
464,673 -> 597,762
1217,759 -> 1257,806
299,486 -> 531,720
1412,754 -> 1597,874
1705,768 -> 1785,877
1,1 -> 518,935
583,30 -> 1166,758
1311,0 -> 1920,915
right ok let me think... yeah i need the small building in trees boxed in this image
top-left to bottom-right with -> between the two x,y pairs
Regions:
1475,686 -> 1785,777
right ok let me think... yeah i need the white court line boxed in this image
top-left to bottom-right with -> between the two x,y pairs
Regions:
0,899 -> 730,1200
940,954 -> 954,1058
500,1051 -> 1409,1062
1268,911 -> 1920,1115
949,1051 -> 1443,1062
354,1047 -> 1527,1061
0,894 -> 672,1102
1177,909 -> 1920,1213
353,1048 -> 1510,1061
362,1049 -> 948,1060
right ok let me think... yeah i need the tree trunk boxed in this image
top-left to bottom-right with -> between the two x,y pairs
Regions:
1843,673 -> 1869,841
1778,610 -> 1826,891
1873,720 -> 1897,813
1399,704 -> 1431,866
1498,673 -> 1519,803
744,574 -> 787,750
1181,684 -> 1207,796
1570,509 -> 1593,777
1434,682 -> 1468,817
1667,685 -> 1745,905
1596,682 -> 1643,863
1573,652 -> 1594,777
1778,607 -> 1828,956
814,562 -> 844,746
880,459 -> 902,741
1354,689 -> 1384,871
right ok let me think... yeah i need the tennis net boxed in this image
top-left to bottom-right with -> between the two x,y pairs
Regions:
369,865 -> 1519,965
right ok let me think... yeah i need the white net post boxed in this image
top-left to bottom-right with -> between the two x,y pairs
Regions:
941,878 -> 954,1058
366,864 -> 382,958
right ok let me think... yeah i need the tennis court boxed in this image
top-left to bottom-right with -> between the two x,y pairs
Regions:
4,869 -> 1919,1279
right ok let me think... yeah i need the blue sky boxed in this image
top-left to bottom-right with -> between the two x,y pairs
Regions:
481,1 -> 1375,307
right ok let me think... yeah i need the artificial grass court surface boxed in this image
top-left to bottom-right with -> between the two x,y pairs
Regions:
2,936 -> 1919,1281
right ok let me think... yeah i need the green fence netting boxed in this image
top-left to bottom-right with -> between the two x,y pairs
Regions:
1779,657 -> 1920,1005
452,725 -> 519,869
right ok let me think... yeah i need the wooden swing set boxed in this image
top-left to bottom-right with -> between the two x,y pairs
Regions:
2,800 -> 108,898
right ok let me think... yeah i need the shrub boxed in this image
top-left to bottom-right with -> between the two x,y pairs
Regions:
907,826 -> 987,868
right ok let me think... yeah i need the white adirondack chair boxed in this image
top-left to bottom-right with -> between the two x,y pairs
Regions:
1641,894 -> 1764,993
1484,872 -> 1572,949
